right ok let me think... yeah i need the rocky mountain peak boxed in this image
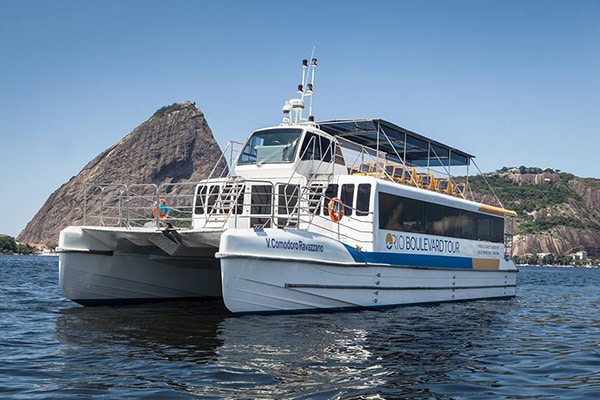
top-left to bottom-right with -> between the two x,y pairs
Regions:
17,102 -> 227,245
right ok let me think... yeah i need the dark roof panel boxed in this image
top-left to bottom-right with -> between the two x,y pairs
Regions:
316,118 -> 473,167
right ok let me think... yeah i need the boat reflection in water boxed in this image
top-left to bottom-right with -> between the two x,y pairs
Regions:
53,299 -> 515,398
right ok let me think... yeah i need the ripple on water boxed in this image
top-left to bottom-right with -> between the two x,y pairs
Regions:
1,260 -> 600,399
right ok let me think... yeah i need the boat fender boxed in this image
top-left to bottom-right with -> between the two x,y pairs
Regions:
328,197 -> 344,222
153,198 -> 170,221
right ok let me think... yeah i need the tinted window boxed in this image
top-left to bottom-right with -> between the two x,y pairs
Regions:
207,185 -> 219,214
238,129 -> 302,165
425,202 -> 444,235
356,184 -> 371,216
340,184 -> 355,217
277,184 -> 299,215
251,185 -> 272,215
300,133 -> 320,160
194,185 -> 206,214
402,197 -> 424,233
378,192 -> 504,243
323,184 -> 339,215
320,136 -> 332,162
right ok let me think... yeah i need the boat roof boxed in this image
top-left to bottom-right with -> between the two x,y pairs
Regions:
316,118 -> 473,167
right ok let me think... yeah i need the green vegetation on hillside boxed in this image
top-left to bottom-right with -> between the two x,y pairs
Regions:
0,235 -> 39,255
152,102 -> 196,118
468,168 -> 600,235
468,173 -> 580,214
0,234 -> 17,253
517,215 -> 600,234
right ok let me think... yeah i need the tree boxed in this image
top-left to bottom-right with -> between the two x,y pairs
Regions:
16,243 -> 38,255
46,243 -> 58,252
0,235 -> 18,254
541,253 -> 555,265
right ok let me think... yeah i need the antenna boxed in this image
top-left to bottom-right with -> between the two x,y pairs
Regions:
307,55 -> 317,122
282,46 -> 318,125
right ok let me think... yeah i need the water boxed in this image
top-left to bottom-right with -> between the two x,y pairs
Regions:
1,256 -> 599,399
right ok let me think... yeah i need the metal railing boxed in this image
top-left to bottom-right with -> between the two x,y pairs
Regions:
81,140 -> 244,229
83,182 -> 198,228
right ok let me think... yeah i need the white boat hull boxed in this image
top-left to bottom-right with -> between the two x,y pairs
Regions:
218,229 -> 517,314
58,226 -> 223,305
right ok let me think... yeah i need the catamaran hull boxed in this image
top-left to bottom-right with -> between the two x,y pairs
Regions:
58,226 -> 223,305
58,252 -> 222,305
217,229 -> 518,314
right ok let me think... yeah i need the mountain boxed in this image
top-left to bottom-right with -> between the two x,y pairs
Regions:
468,167 -> 600,260
17,101 -> 227,246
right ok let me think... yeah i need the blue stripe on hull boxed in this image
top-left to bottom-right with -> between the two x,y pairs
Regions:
342,244 -> 473,269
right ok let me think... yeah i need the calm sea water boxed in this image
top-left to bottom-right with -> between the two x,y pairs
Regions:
1,255 -> 599,399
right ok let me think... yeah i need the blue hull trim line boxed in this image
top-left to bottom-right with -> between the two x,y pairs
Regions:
342,244 -> 473,269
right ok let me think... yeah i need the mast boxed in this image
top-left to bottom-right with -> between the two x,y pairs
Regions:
282,50 -> 317,125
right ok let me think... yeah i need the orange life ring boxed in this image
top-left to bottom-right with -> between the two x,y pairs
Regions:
328,197 -> 344,222
153,198 -> 170,221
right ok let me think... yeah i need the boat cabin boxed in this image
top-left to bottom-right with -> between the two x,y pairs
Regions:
191,118 -> 514,258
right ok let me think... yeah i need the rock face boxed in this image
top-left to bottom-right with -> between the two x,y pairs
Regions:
498,172 -> 600,258
513,227 -> 600,258
17,102 -> 227,245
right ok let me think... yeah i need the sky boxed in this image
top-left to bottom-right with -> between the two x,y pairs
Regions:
1,0 -> 599,238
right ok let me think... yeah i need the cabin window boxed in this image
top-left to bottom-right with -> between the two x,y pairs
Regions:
207,185 -> 219,214
402,197 -> 424,233
378,192 -> 504,243
340,184 -> 355,217
229,184 -> 245,215
276,183 -> 299,227
238,128 -> 302,165
477,215 -> 492,242
277,184 -> 299,215
299,133 -> 334,162
194,185 -> 207,214
380,192 -> 400,230
477,214 -> 504,242
300,133 -> 320,160
323,184 -> 339,215
444,207 -> 461,238
356,184 -> 371,216
251,185 -> 272,215
461,210 -> 476,240
236,185 -> 245,214
320,136 -> 332,162
425,202 -> 444,235
492,218 -> 504,242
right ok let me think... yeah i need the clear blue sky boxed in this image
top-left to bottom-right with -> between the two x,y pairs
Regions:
1,0 -> 599,238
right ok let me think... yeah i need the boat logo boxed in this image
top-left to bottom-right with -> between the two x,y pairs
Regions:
385,233 -> 394,249
384,232 -> 461,254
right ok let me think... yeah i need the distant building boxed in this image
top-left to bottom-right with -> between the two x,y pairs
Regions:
572,251 -> 588,261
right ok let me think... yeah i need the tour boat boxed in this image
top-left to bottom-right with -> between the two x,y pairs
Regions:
58,57 -> 517,312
